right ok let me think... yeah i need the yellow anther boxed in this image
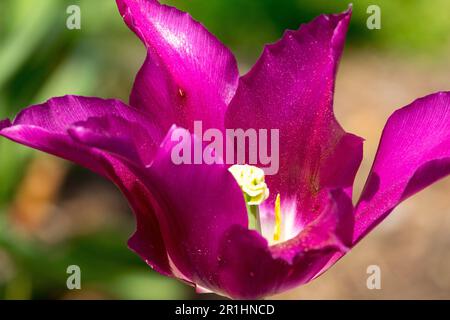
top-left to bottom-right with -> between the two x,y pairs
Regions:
273,193 -> 281,241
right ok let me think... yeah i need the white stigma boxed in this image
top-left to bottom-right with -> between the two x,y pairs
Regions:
228,164 -> 269,205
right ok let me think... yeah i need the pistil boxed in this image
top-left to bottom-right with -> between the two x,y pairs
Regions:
228,164 -> 269,233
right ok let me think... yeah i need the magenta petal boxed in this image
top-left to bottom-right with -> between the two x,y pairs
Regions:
225,9 -> 363,224
216,189 -> 353,299
69,115 -> 160,166
354,92 -> 450,243
135,128 -> 248,291
117,0 -> 239,132
0,96 -> 171,276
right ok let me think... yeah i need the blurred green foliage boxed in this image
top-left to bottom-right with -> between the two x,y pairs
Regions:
0,0 -> 188,300
0,0 -> 449,300
166,0 -> 450,62
0,214 -> 189,299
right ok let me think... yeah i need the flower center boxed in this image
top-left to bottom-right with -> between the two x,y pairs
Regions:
228,164 -> 281,242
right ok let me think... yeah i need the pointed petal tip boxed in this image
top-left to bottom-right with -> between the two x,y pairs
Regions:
117,0 -> 239,130
195,284 -> 214,295
248,7 -> 351,75
323,5 -> 352,20
353,90 -> 450,243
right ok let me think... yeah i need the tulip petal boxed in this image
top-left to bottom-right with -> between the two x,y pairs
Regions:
117,0 -> 239,132
68,115 -> 160,166
225,9 -> 363,226
354,92 -> 450,242
132,127 -> 247,289
216,189 -> 353,299
0,96 -> 171,275
135,127 -> 352,298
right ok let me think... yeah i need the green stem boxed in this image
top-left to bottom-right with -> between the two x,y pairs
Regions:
245,195 -> 261,233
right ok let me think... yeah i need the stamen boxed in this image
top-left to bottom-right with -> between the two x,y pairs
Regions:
273,193 -> 281,241
228,164 -> 269,233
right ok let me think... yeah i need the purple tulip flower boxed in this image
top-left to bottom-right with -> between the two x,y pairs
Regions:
1,0 -> 449,299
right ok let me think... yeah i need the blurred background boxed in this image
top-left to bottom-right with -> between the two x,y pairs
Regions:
0,0 -> 449,299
